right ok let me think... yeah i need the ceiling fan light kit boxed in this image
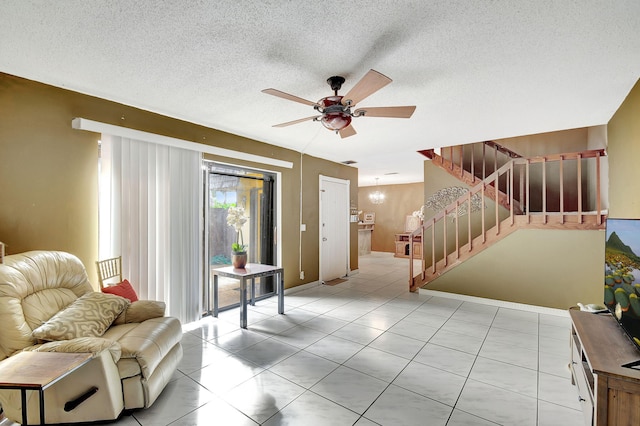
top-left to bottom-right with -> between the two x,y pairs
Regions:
262,69 -> 416,138
317,96 -> 352,131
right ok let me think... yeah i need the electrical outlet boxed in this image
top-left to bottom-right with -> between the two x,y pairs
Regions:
299,271 -> 305,280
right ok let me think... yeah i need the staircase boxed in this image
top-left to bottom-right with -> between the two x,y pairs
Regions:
409,141 -> 607,292
419,142 -> 524,214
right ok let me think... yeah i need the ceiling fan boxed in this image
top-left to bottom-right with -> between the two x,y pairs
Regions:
262,69 -> 416,138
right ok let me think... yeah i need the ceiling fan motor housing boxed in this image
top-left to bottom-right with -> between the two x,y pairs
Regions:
318,96 -> 352,131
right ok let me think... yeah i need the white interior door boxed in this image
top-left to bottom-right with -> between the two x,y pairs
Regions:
320,175 -> 350,282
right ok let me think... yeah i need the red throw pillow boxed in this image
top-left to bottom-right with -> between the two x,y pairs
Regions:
101,279 -> 139,302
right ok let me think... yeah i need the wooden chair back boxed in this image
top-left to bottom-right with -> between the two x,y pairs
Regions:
96,256 -> 122,289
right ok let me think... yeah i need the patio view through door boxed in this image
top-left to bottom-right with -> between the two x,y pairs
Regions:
204,163 -> 276,313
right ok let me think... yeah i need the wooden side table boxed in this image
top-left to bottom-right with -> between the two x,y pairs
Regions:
0,351 -> 92,425
394,233 -> 422,258
211,263 -> 284,328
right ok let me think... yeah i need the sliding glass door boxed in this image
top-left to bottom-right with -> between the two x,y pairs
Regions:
204,163 -> 276,312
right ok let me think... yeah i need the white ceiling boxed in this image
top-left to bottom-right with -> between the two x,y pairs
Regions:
1,1 -> 639,186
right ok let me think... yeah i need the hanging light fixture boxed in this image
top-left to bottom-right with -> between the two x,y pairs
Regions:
369,178 -> 385,205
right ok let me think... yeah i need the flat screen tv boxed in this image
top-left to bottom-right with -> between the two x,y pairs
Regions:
604,218 -> 640,358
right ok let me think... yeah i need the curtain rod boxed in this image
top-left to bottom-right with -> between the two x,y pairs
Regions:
71,117 -> 293,169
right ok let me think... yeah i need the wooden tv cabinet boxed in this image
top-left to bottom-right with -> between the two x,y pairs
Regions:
569,309 -> 640,426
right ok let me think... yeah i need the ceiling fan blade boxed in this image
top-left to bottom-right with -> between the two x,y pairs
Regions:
354,105 -> 416,118
272,115 -> 320,128
341,69 -> 392,106
262,88 -> 318,107
339,124 -> 357,138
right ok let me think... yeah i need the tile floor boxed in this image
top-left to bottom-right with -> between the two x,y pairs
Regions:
2,252 -> 584,425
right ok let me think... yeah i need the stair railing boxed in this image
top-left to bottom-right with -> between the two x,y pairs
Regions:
409,148 -> 606,291
432,141 -> 523,182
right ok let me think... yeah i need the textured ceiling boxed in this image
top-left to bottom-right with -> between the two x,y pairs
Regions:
1,1 -> 639,186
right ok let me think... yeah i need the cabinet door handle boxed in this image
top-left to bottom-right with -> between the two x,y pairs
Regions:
578,396 -> 586,402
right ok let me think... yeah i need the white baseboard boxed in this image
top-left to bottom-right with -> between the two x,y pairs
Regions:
418,288 -> 569,317
284,280 -> 321,295
285,269 -> 359,295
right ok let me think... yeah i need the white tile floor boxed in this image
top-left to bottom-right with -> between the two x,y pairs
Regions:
1,252 -> 584,425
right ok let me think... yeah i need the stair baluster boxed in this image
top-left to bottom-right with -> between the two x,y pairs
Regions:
410,147 -> 607,292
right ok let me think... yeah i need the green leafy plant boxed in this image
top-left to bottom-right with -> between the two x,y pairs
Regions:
231,242 -> 246,254
213,200 -> 237,209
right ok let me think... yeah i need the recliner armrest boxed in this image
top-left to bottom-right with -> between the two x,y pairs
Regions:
23,337 -> 122,363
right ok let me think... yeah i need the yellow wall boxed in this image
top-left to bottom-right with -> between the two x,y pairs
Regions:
0,73 -> 358,288
357,182 -> 424,252
0,75 -> 99,273
427,229 -> 604,309
608,79 -> 640,218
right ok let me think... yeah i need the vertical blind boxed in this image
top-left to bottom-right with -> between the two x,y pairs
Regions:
99,134 -> 203,324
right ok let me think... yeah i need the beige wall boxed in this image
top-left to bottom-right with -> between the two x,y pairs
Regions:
608,79 -> 640,218
427,229 -> 604,309
0,73 -> 357,289
357,182 -> 424,252
0,76 -> 99,275
497,127 -> 591,156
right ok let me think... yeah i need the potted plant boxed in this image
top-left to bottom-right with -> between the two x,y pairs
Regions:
227,206 -> 248,268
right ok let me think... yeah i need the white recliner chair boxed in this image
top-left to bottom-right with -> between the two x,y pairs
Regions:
0,251 -> 183,424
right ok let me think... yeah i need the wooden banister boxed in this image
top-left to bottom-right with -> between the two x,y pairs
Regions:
410,147 -> 607,292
